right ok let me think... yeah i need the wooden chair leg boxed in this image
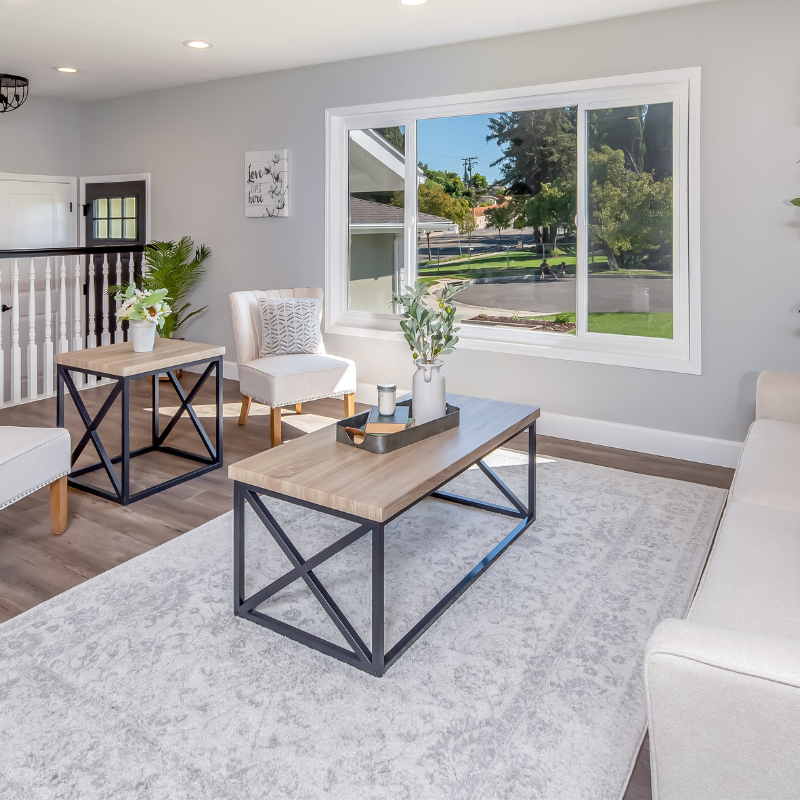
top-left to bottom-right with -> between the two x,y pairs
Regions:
270,407 -> 282,448
295,403 -> 302,414
50,475 -> 68,535
344,393 -> 355,418
238,395 -> 252,426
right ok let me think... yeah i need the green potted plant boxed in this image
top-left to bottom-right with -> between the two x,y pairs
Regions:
138,237 -> 211,339
391,281 -> 461,424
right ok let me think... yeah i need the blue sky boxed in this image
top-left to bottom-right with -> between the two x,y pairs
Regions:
417,114 -> 506,186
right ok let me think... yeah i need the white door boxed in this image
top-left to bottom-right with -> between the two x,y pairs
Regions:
0,176 -> 77,400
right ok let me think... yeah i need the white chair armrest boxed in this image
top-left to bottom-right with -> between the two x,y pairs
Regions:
645,619 -> 800,799
756,370 -> 800,424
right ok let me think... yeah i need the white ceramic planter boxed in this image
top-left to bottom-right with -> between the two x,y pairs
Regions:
412,359 -> 446,425
130,319 -> 157,353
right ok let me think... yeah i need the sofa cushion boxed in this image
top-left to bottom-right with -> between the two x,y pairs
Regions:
690,501 -> 800,642
0,426 -> 71,510
729,419 -> 800,513
239,353 -> 357,408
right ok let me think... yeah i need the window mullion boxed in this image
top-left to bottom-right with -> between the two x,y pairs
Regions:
576,103 -> 588,337
404,119 -> 417,290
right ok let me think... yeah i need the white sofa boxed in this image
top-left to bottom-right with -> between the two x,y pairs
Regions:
0,426 -> 71,534
645,371 -> 800,799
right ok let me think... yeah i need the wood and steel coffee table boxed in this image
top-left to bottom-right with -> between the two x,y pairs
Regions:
229,393 -> 539,677
55,338 -> 224,505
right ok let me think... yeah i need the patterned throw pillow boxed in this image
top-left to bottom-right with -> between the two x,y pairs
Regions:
258,297 -> 322,357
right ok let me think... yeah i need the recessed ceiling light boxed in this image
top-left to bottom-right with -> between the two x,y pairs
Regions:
54,67 -> 78,73
398,0 -> 427,5
183,40 -> 212,49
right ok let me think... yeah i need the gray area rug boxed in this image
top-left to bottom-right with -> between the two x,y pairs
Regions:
0,452 -> 726,800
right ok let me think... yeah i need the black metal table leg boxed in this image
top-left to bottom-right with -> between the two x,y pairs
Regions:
152,369 -> 159,446
372,523 -> 385,677
122,377 -> 131,505
215,356 -> 224,467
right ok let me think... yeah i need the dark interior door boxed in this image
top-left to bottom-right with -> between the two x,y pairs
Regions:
84,180 -> 147,346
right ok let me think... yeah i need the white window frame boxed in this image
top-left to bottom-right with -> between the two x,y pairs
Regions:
325,68 -> 700,374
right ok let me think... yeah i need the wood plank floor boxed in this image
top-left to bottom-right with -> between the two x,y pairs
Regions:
0,376 -> 733,799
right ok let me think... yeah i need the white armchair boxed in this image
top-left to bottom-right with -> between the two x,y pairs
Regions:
0,426 -> 71,534
228,288 -> 356,448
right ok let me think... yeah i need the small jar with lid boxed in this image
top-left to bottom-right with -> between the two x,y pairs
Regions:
377,382 -> 397,416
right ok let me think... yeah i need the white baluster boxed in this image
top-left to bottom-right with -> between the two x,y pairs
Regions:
87,255 -> 96,387
58,256 -> 68,354
10,259 -> 21,404
0,263 -> 4,407
72,254 -> 83,389
101,253 -> 110,346
115,253 -> 123,343
43,257 -> 53,395
27,259 -> 38,400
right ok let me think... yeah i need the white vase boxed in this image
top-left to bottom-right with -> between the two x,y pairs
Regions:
412,359 -> 446,425
130,319 -> 157,353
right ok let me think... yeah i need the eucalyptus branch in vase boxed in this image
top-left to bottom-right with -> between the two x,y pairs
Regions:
391,281 -> 463,424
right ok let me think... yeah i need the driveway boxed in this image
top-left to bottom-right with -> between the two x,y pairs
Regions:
453,275 -> 673,315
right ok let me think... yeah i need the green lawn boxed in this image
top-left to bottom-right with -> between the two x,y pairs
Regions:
534,312 -> 673,339
419,250 -> 668,280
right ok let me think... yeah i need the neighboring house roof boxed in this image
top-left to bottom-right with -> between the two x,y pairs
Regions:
349,197 -> 456,231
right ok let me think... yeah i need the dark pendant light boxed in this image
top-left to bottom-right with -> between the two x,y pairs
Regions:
0,75 -> 29,113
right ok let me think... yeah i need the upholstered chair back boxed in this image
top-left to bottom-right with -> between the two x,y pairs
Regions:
228,288 -> 325,365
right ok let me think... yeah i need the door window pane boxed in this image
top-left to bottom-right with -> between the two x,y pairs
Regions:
110,219 -> 122,239
124,219 -> 136,239
417,108 -> 577,334
94,198 -> 107,218
587,103 -> 674,338
94,219 -> 108,239
109,197 -> 123,217
348,126 -> 405,313
124,196 -> 136,217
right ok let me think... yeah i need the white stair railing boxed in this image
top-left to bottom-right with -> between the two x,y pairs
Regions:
0,246 -> 142,407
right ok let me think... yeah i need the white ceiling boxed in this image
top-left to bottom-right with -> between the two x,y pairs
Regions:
0,0 -> 716,103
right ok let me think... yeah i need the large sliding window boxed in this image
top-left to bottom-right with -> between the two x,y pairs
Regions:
327,69 -> 699,373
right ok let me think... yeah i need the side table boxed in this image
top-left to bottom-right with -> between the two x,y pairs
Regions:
55,338 -> 224,505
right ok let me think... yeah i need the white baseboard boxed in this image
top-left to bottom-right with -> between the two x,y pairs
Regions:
537,411 -> 741,468
202,374 -> 742,469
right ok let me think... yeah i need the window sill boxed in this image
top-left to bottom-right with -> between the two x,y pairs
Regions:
325,314 -> 700,375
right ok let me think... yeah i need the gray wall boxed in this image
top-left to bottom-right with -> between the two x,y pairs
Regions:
0,97 -> 81,176
78,0 -> 800,443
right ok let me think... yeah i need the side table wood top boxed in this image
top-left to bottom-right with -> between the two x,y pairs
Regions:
54,338 -> 225,377
229,393 -> 539,522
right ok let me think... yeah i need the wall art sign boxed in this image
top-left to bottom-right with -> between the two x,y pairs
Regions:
245,150 -> 288,217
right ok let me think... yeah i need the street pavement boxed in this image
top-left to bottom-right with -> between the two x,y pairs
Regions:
452,275 -> 673,315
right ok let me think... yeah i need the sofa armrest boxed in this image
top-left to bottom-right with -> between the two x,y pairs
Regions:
756,370 -> 800,424
645,619 -> 800,800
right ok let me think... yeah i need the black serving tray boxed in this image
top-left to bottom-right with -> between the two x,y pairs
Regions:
335,399 -> 460,454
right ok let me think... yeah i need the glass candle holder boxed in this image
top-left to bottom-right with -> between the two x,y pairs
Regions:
377,382 -> 397,416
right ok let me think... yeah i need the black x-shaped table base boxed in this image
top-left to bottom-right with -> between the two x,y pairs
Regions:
57,355 -> 224,505
233,422 -> 536,677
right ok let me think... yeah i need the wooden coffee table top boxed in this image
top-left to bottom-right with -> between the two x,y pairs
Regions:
229,393 -> 539,523
54,338 -> 225,377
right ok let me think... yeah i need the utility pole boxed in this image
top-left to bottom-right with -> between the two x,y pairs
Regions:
462,156 -> 478,189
